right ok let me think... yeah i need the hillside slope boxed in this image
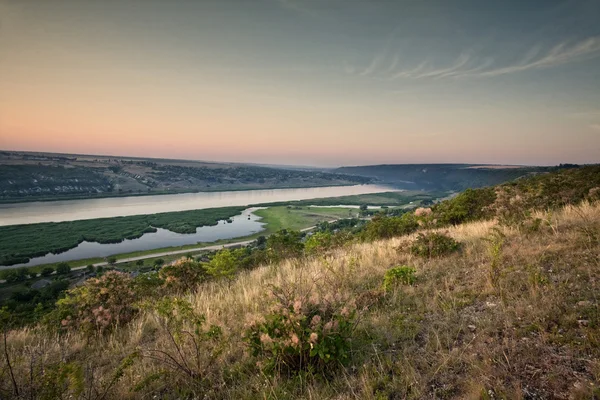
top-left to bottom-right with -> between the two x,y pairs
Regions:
335,163 -> 553,191
0,151 -> 371,202
2,202 -> 599,399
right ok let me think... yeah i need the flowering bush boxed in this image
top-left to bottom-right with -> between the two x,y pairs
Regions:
159,257 -> 207,292
51,271 -> 136,335
244,285 -> 356,376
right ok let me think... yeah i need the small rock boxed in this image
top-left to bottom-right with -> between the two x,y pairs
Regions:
486,302 -> 497,308
468,325 -> 477,332
577,301 -> 592,307
578,320 -> 589,327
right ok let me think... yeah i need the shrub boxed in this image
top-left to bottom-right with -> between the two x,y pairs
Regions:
40,267 -> 54,277
205,249 -> 238,284
244,285 -> 356,376
362,213 -> 419,241
432,187 -> 496,226
159,258 -> 207,292
410,232 -> 461,258
1,268 -> 28,283
383,266 -> 416,291
304,231 -> 333,256
55,263 -> 71,275
135,297 -> 223,394
51,271 -> 136,335
266,229 -> 304,262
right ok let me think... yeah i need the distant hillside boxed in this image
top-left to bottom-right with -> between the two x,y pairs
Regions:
0,151 -> 371,202
335,163 -> 554,191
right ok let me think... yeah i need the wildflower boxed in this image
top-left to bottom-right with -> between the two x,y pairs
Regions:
290,333 -> 300,346
293,299 -> 303,314
260,333 -> 273,345
309,332 -> 318,343
310,315 -> 322,327
415,207 -> 432,217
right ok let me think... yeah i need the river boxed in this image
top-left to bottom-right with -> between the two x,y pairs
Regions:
0,184 -> 393,226
5,208 -> 266,268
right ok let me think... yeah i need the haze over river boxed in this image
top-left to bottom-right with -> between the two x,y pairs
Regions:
0,185 -> 394,226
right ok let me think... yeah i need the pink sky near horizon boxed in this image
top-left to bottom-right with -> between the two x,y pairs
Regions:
1,0 -> 599,167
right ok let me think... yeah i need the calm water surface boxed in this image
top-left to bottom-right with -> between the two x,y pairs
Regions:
5,208 -> 265,268
0,184 -> 394,226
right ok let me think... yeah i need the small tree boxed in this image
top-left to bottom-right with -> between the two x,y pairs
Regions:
41,267 -> 54,277
86,264 -> 95,273
304,232 -> 333,256
154,258 -> 165,268
266,230 -> 304,262
56,263 -> 71,275
107,256 -> 117,265
205,249 -> 238,284
135,259 -> 144,267
28,270 -> 38,279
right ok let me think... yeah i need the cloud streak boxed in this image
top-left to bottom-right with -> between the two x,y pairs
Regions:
350,37 -> 600,80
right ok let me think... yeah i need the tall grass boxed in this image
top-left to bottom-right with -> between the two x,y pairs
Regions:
2,201 -> 599,398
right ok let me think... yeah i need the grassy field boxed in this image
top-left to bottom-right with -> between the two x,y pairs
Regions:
254,206 -> 359,233
255,190 -> 443,207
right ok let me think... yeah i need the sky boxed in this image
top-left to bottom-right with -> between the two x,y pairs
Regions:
1,0 -> 599,167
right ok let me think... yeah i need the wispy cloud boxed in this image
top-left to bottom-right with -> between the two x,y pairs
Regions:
349,36 -> 600,80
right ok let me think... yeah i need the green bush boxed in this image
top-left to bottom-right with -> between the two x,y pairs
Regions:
410,232 -> 461,258
432,187 -> 496,226
55,262 -> 71,275
40,267 -> 54,277
205,249 -> 238,283
304,231 -> 333,256
383,266 -> 416,291
244,286 -> 356,376
266,229 -> 304,262
362,213 -> 419,241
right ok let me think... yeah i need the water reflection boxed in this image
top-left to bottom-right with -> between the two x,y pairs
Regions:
5,209 -> 265,268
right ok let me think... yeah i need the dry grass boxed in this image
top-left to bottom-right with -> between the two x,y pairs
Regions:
2,202 -> 600,399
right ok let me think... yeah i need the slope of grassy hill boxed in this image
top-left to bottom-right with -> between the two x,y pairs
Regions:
1,166 -> 599,399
